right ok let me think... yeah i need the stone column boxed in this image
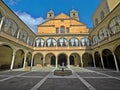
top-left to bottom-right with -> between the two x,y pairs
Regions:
44,41 -> 46,49
43,56 -> 45,67
27,36 -> 30,45
55,57 -> 58,68
80,56 -> 83,67
33,39 -> 36,47
100,53 -> 104,69
23,53 -> 27,69
30,55 -> 34,69
10,52 -> 16,70
0,17 -> 4,31
67,55 -> 70,68
17,30 -> 20,40
107,31 -> 111,41
92,54 -> 96,67
112,52 -> 119,72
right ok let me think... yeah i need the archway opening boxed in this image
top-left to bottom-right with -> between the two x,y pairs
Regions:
58,54 -> 67,66
14,49 -> 24,69
69,53 -> 80,66
45,53 -> 56,67
115,45 -> 120,69
0,45 -> 12,70
26,52 -> 32,67
51,55 -> 56,66
82,53 -> 94,67
34,53 -> 43,67
94,52 -> 102,68
102,49 -> 116,70
70,56 -> 74,65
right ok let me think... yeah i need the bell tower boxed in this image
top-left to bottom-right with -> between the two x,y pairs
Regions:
70,9 -> 79,21
46,9 -> 54,20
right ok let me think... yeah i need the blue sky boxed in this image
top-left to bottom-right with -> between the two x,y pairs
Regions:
3,0 -> 101,33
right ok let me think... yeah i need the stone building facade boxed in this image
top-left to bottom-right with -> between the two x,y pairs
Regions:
0,0 -> 120,71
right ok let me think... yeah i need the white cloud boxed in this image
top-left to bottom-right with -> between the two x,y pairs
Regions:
5,0 -> 21,5
15,11 -> 45,33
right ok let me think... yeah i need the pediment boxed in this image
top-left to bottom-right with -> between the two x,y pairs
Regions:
55,13 -> 70,19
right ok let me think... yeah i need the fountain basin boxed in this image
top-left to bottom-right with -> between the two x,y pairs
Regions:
54,70 -> 72,76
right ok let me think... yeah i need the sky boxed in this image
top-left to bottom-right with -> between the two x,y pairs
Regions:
3,0 -> 101,33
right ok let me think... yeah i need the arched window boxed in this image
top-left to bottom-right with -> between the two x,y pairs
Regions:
19,30 -> 28,43
46,38 -> 57,47
60,26 -> 65,33
99,27 -> 108,41
58,38 -> 68,47
0,12 -> 2,22
2,18 -> 18,37
28,36 -> 34,46
109,15 -> 120,34
92,35 -> 99,45
100,11 -> 104,20
35,38 -> 45,47
69,38 -> 79,46
80,37 -> 91,46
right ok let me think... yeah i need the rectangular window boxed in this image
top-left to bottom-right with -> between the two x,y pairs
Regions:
66,28 -> 69,33
56,28 -> 59,34
60,26 -> 65,33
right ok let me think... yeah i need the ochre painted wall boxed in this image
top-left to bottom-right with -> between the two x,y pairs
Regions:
38,13 -> 88,34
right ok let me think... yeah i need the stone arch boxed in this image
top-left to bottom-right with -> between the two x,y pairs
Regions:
46,38 -> 57,47
14,49 -> 24,69
69,37 -> 79,47
114,45 -> 120,70
92,35 -> 99,45
58,53 -> 68,66
108,15 -> 120,35
35,38 -> 45,47
102,49 -> 116,70
45,53 -> 56,67
28,36 -> 34,46
80,37 -> 91,46
19,29 -> 28,43
57,37 -> 68,47
69,53 -> 80,66
1,18 -> 19,37
94,51 -> 102,68
33,53 -> 43,67
0,45 -> 13,70
82,52 -> 93,67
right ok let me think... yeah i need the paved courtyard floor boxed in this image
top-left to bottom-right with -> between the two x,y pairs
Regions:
0,66 -> 120,90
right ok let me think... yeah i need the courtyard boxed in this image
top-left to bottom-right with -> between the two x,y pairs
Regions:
0,67 -> 120,90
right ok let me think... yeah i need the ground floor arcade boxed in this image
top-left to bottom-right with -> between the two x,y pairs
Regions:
0,44 -> 120,72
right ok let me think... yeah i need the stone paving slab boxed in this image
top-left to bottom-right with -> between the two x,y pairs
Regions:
0,76 -> 9,80
0,71 -> 27,76
0,77 -> 42,90
38,78 -> 89,90
84,78 -> 120,90
101,71 -> 120,77
77,72 -> 107,77
23,72 -> 49,76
